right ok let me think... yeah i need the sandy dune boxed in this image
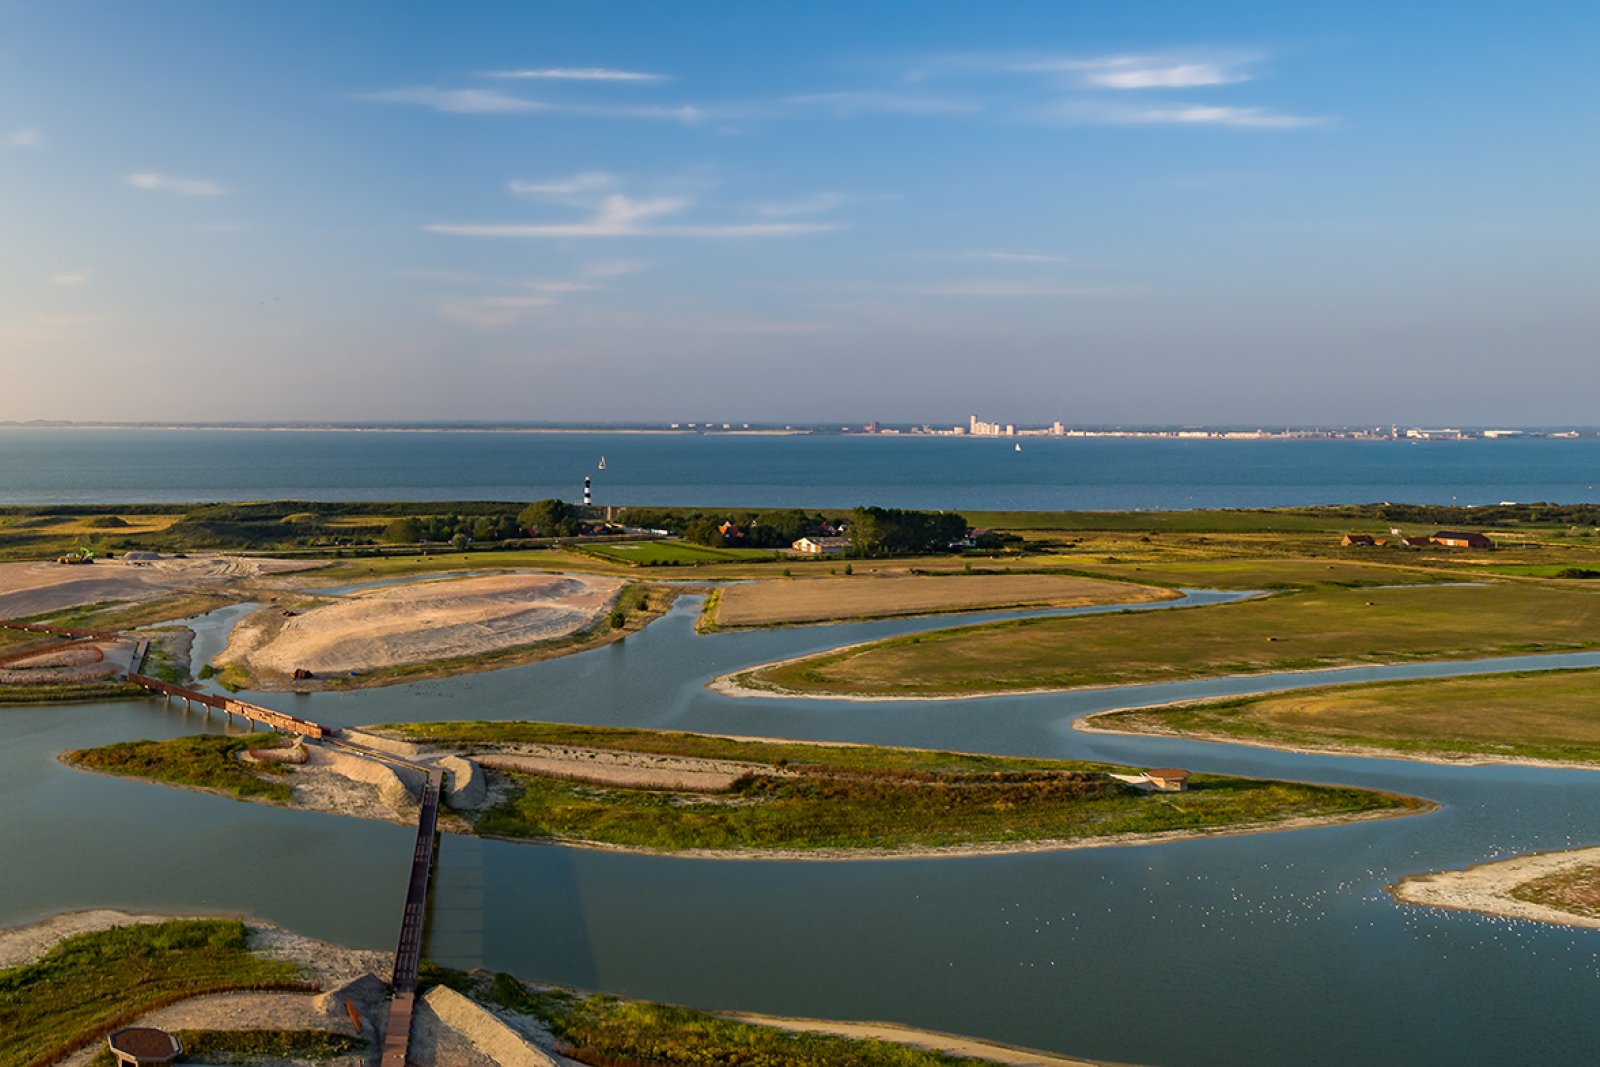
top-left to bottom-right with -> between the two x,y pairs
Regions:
226,572 -> 624,676
0,557 -> 317,618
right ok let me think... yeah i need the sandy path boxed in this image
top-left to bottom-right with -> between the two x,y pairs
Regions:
0,557 -> 319,618
478,746 -> 758,792
1388,846 -> 1600,929
223,573 -> 623,676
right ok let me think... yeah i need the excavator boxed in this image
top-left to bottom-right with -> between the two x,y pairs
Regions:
55,548 -> 95,565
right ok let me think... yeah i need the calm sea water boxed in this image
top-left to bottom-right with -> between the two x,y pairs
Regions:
2,427 -> 1600,508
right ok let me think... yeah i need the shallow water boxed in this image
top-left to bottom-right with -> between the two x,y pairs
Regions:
6,595 -> 1600,1066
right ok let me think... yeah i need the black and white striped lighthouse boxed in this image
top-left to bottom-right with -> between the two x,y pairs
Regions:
583,475 -> 592,507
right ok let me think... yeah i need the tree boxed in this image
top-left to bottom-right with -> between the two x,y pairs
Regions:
381,517 -> 423,544
518,499 -> 580,537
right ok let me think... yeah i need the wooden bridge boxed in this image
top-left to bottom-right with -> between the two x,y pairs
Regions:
380,769 -> 444,1067
125,673 -> 332,739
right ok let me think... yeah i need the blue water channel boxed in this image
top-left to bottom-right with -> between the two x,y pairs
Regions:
6,592 -> 1600,1066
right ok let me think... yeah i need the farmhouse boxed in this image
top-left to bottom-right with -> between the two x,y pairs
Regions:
1341,533 -> 1381,547
1399,535 -> 1433,548
1431,530 -> 1494,549
792,536 -> 849,556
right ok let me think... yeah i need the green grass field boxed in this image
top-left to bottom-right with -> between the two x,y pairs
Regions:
581,540 -> 779,565
735,582 -> 1600,697
1090,668 -> 1600,765
63,734 -> 297,802
1061,558 -> 1455,590
384,721 -> 1418,853
0,920 -> 308,1067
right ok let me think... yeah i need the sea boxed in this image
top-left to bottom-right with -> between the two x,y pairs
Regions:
2,426 -> 1599,509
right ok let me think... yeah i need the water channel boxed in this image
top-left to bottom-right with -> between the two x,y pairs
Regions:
6,592 -> 1599,1066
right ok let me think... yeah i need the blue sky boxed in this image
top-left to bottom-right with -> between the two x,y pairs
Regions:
3,1 -> 1597,425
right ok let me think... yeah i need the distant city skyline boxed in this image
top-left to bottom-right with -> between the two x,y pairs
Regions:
3,1 -> 1597,425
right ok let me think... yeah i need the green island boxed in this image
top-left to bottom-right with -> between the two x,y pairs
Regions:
65,733 -> 299,802
65,721 -> 1428,855
0,920 -> 311,1067
1085,667 -> 1600,767
724,581 -> 1600,698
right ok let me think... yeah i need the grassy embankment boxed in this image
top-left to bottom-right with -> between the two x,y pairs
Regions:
422,966 -> 990,1067
211,582 -> 672,692
84,1030 -> 361,1067
1088,668 -> 1600,766
704,572 -> 1177,630
731,582 -> 1600,699
64,733 -> 297,803
1510,863 -> 1600,919
382,721 -> 1422,853
0,919 -> 310,1067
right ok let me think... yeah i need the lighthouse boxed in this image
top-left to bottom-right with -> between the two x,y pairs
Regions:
583,475 -> 592,508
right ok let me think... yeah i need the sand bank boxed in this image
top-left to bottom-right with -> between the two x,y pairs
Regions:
1388,846 -> 1600,929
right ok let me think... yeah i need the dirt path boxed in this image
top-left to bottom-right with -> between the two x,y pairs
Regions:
0,557 -> 318,618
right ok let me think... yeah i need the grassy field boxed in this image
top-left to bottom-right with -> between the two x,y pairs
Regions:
1060,558 -> 1455,590
708,572 -> 1175,628
1088,668 -> 1600,765
0,919 -> 309,1067
581,540 -> 779,565
384,721 -> 1419,853
64,733 -> 298,802
733,582 -> 1600,698
424,968 -> 987,1067
1510,863 -> 1600,919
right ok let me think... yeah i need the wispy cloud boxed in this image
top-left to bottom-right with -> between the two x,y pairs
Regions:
1047,102 -> 1325,129
696,319 -> 839,334
427,193 -> 841,239
3,128 -> 42,148
963,251 -> 1069,264
901,280 -> 1142,297
49,271 -> 92,287
125,172 -> 223,196
359,86 -> 707,124
755,192 -> 849,217
784,90 -> 980,117
484,67 -> 669,83
510,172 -> 617,197
1023,53 -> 1261,90
359,87 -> 546,114
435,293 -> 560,328
579,259 -> 649,278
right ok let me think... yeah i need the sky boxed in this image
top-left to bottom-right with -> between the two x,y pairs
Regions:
2,1 -> 1598,426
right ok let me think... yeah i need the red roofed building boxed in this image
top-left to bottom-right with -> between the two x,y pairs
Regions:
1431,530 -> 1494,549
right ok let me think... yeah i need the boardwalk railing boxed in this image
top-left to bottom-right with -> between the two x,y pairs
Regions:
126,674 -> 331,739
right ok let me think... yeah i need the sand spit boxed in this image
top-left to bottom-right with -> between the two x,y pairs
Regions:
219,572 -> 624,679
0,556 -> 318,618
720,1012 -> 1112,1066
1388,846 -> 1600,930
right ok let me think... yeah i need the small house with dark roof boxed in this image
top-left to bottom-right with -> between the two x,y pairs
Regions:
1399,535 -> 1433,548
107,1028 -> 181,1066
1142,768 -> 1191,792
1341,533 -> 1380,547
1431,530 -> 1494,549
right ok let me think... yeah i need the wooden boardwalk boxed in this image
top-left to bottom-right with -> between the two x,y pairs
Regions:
381,770 -> 443,1067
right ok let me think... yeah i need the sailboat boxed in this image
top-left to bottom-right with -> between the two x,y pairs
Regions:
1014,443 -> 1022,453
598,456 -> 607,471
